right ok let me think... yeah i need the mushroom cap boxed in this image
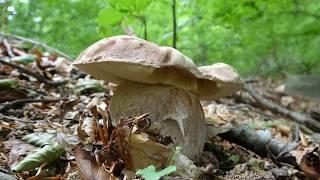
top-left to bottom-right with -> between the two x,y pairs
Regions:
73,35 -> 242,100
198,63 -> 243,100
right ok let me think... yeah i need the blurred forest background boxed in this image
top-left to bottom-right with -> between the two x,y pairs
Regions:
1,0 -> 320,75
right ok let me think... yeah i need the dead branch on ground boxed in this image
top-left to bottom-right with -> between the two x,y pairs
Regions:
243,84 -> 320,132
0,32 -> 73,60
219,125 -> 299,157
0,59 -> 67,86
0,113 -> 34,123
2,39 -> 15,57
0,98 -> 67,112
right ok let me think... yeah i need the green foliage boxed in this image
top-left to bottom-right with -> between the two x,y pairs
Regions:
136,165 -> 176,180
97,0 -> 320,75
228,154 -> 240,165
0,79 -> 18,90
4,0 -> 104,57
11,54 -> 37,64
74,79 -> 106,94
96,0 -> 152,38
2,0 -> 320,74
11,145 -> 65,172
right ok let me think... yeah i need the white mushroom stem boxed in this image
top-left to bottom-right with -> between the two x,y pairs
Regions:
110,81 -> 207,159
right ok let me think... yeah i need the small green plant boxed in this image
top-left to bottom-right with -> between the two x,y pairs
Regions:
136,165 -> 176,180
135,146 -> 181,180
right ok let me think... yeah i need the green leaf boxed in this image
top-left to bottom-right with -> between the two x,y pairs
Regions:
136,165 -> 176,180
108,0 -> 134,11
96,7 -> 123,25
11,54 -> 37,64
11,145 -> 65,172
229,155 -> 240,165
121,15 -> 137,26
74,79 -> 106,94
0,79 -> 18,90
96,25 -> 113,36
22,132 -> 56,147
135,0 -> 152,13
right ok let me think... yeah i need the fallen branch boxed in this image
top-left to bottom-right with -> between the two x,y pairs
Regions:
0,59 -> 67,86
0,32 -> 73,61
0,113 -> 34,123
244,84 -> 320,132
311,110 -> 320,121
2,38 -> 15,57
218,125 -> 298,157
0,98 -> 67,112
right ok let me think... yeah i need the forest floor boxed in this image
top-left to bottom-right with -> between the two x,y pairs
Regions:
0,35 -> 320,180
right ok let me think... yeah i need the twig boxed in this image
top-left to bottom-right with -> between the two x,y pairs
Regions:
0,59 -> 67,86
229,103 -> 273,119
0,167 -> 10,174
294,124 -> 300,143
219,125 -> 298,157
244,77 -> 259,84
0,32 -> 73,60
3,39 -> 15,57
244,84 -> 320,132
311,110 -> 320,121
0,113 -> 34,123
0,98 -> 67,112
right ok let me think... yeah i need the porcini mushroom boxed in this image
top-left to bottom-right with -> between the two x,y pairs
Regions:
73,35 -> 242,159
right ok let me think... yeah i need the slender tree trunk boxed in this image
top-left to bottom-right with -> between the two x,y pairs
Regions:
172,0 -> 177,48
2,0 -> 8,33
142,16 -> 148,40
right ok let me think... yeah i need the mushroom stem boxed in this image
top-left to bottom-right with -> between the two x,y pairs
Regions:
110,81 -> 207,159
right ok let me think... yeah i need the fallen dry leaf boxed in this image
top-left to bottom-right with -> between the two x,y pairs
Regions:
299,147 -> 320,179
299,131 -> 309,147
60,98 -> 79,122
74,146 -> 116,180
0,89 -> 27,103
129,132 -> 173,170
204,104 -> 236,137
3,139 -> 36,168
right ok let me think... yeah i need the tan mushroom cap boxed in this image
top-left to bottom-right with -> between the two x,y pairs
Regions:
73,35 -> 242,100
198,63 -> 243,100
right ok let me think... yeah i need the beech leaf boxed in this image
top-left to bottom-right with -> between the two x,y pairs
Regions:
11,145 -> 64,172
22,132 -> 56,147
74,147 -> 115,180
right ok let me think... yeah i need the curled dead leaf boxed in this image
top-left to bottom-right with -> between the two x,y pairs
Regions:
204,104 -> 236,137
129,132 -> 173,170
299,147 -> 320,178
60,98 -> 79,122
3,139 -> 37,168
74,146 -> 116,180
